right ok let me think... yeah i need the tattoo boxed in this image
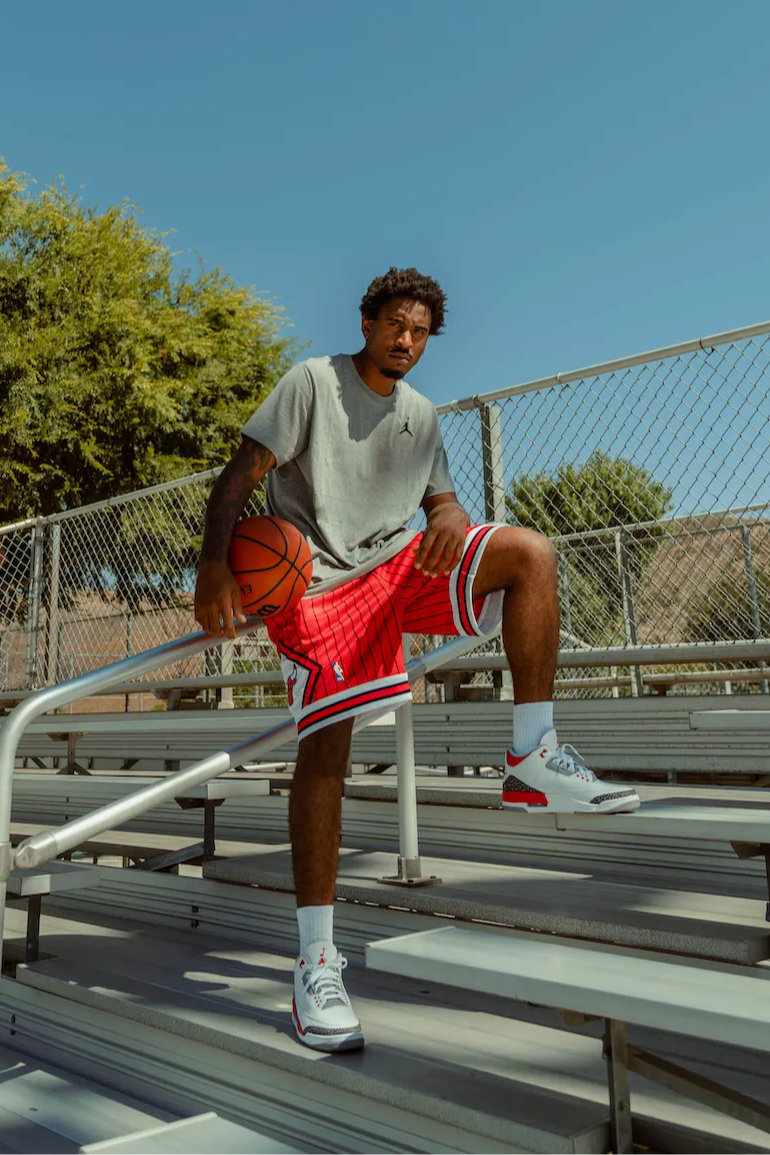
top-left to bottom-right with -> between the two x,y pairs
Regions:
200,438 -> 275,563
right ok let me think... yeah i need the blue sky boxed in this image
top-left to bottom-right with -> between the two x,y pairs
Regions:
1,0 -> 769,417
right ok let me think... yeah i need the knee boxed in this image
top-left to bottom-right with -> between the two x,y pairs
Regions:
519,529 -> 557,575
502,527 -> 557,579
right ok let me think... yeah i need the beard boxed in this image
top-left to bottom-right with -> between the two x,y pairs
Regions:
381,366 -> 405,380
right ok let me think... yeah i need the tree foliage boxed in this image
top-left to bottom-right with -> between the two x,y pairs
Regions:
0,159 -> 298,524
507,452 -> 674,644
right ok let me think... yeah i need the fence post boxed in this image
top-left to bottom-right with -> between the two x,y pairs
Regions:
741,525 -> 768,694
558,552 -> 573,638
480,403 -> 512,700
24,526 -> 44,691
125,612 -> 134,713
615,529 -> 643,697
480,403 -> 506,523
45,524 -> 61,689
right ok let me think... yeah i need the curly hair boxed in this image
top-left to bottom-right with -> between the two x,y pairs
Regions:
359,267 -> 447,336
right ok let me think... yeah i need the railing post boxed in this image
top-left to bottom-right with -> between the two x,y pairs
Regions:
24,526 -> 44,691
741,525 -> 768,694
218,640 -> 235,709
45,524 -> 61,690
480,402 -> 512,701
615,529 -> 643,697
381,636 -> 440,888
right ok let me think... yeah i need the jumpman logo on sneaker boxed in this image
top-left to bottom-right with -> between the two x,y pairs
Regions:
399,418 -> 413,437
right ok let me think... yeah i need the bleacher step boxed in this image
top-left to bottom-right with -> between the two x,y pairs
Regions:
0,1041 -> 177,1154
5,951 -> 608,1155
203,846 -> 770,964
9,919 -> 770,1153
79,1111 -> 298,1153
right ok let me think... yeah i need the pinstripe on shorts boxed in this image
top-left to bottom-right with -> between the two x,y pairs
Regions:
265,523 -> 506,740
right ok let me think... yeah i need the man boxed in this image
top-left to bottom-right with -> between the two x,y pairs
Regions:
195,267 -> 639,1054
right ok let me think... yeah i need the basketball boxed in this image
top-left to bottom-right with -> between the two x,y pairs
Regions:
227,516 -> 312,617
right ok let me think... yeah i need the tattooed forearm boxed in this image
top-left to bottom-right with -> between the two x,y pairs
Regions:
200,438 -> 276,563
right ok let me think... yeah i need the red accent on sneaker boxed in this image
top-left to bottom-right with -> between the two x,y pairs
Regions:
502,789 -> 549,806
292,999 -> 306,1035
318,947 -> 326,965
505,750 -> 530,767
299,959 -> 305,968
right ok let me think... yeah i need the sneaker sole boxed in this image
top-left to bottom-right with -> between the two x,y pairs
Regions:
502,793 -> 641,814
292,999 -> 365,1053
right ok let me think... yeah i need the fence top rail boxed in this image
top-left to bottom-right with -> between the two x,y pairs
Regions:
2,318 -> 769,537
550,500 -> 770,547
437,318 -> 770,413
0,467 -> 224,538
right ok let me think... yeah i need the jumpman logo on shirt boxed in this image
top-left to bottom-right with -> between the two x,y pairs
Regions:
399,418 -> 414,437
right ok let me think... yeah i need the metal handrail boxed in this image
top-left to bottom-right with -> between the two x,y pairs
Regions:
0,625 -> 492,969
0,617 -> 262,961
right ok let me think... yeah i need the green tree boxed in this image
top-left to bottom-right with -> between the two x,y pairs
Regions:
0,159 -> 299,618
0,159 -> 297,524
507,452 -> 674,644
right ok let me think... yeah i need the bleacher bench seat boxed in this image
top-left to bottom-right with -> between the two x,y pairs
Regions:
367,924 -> 770,1152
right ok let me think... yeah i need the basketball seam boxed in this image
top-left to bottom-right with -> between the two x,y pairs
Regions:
230,538 -> 307,579
231,517 -> 310,613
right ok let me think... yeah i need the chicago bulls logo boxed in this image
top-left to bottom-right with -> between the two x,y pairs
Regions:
286,664 -> 298,707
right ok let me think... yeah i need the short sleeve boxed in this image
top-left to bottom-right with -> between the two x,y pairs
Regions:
240,362 -> 313,468
423,427 -> 454,498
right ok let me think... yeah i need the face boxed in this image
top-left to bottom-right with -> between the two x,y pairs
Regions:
362,296 -> 432,380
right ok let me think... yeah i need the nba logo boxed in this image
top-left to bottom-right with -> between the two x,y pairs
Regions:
332,660 -> 345,683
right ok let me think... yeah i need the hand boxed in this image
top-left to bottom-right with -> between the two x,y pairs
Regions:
194,561 -> 247,640
413,504 -> 468,578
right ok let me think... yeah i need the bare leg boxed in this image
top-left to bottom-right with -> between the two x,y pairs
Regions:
473,527 -> 559,702
289,717 -> 355,906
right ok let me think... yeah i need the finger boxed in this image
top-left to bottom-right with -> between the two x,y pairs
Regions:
437,541 -> 464,577
423,535 -> 449,576
445,540 -> 464,573
231,585 -> 247,624
195,602 -> 216,637
414,528 -> 438,569
430,541 -> 459,578
203,608 -> 224,639
219,594 -> 237,640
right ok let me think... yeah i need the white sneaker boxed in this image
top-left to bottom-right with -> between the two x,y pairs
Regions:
292,941 -> 364,1052
502,730 -> 640,814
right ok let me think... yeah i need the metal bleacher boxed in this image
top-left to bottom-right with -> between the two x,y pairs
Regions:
5,316 -> 770,1151
1,621 -> 770,1152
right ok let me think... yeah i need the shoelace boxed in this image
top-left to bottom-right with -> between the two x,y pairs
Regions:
307,955 -> 349,1006
546,743 -> 596,781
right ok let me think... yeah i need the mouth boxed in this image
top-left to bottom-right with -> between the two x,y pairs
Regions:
388,352 -> 410,362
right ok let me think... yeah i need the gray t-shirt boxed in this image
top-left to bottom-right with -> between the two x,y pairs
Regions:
241,354 -> 454,593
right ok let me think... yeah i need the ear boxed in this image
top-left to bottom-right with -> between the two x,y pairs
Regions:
361,316 -> 371,342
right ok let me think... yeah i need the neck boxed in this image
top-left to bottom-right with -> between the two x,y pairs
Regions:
351,350 -> 398,397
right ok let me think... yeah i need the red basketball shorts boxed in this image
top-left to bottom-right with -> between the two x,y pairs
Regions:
265,523 -> 505,741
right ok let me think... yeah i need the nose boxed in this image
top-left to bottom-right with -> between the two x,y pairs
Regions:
395,330 -> 413,350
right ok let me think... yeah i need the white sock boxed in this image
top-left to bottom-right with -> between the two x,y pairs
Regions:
297,905 -> 334,956
512,701 -> 554,755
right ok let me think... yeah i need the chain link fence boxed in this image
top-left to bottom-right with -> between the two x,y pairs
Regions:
2,319 -> 770,709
